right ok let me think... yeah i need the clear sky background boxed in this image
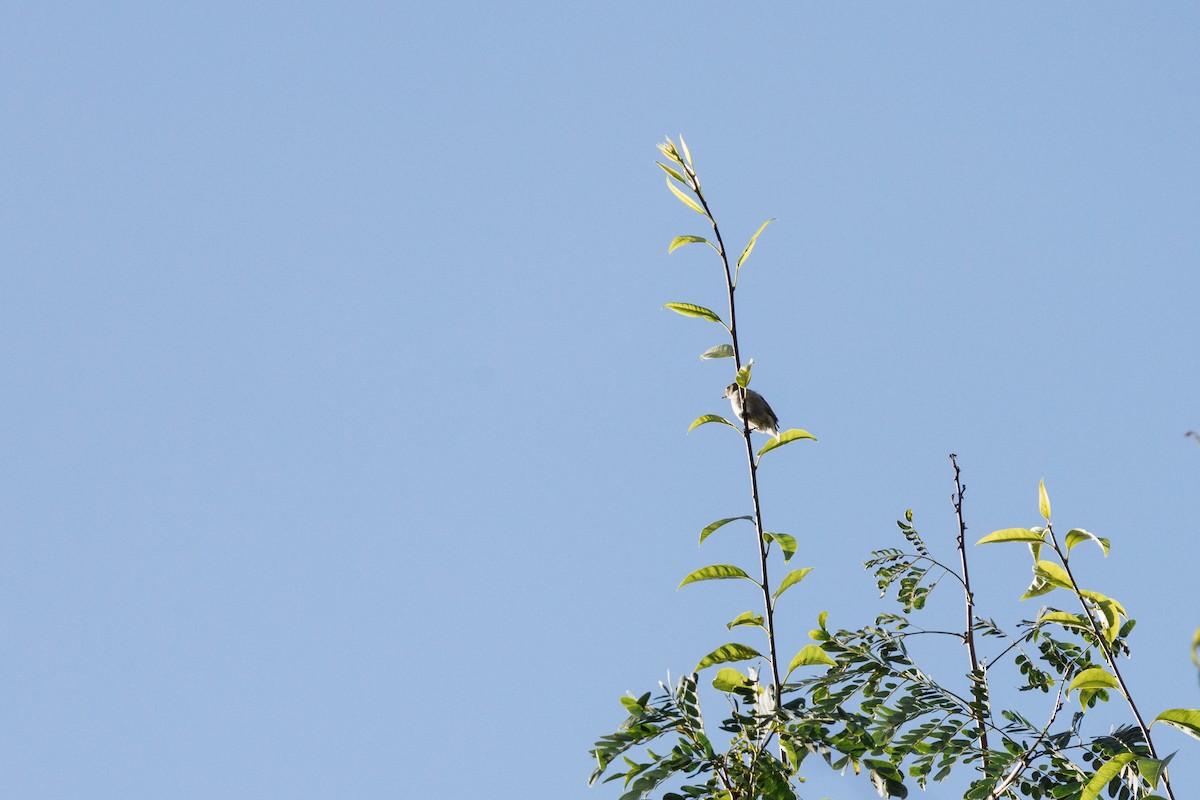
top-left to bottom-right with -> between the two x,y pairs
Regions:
3,3 -> 1199,799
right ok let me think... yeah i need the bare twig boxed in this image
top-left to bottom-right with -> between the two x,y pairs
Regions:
950,454 -> 991,772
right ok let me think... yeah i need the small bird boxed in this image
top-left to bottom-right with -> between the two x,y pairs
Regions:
723,383 -> 780,439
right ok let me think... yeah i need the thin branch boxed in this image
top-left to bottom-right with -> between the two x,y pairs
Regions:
951,454 -> 991,772
680,158 -> 783,714
1046,524 -> 1177,800
985,687 -> 1065,800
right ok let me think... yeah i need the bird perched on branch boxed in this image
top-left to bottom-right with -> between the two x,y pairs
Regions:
723,383 -> 780,439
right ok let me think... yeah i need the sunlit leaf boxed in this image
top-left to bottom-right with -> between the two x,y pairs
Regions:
1038,611 -> 1091,632
694,643 -> 761,672
1192,627 -> 1200,668
976,528 -> 1046,546
668,234 -> 709,253
773,567 -> 814,601
677,134 -> 693,168
699,515 -> 752,545
734,360 -> 753,388
712,667 -> 752,692
736,218 -> 776,274
786,645 -> 836,676
688,414 -> 739,434
699,344 -> 733,360
1069,667 -> 1119,695
764,531 -> 798,562
655,160 -> 686,184
1080,753 -> 1136,800
757,429 -> 817,459
1038,479 -> 1051,521
1153,708 -> 1200,741
664,302 -> 722,323
1137,753 -> 1174,789
1033,559 -> 1073,589
1020,575 -> 1055,601
727,611 -> 764,630
666,176 -> 706,216
656,138 -> 684,165
678,564 -> 753,588
1065,528 -> 1110,556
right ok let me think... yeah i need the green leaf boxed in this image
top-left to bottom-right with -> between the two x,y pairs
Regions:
663,302 -> 722,324
734,360 -> 753,388
1192,627 -> 1200,668
668,235 -> 709,253
655,160 -> 686,183
1137,753 -> 1174,789
677,134 -> 693,168
1020,575 -> 1055,601
756,429 -> 817,459
1069,667 -> 1119,695
1065,528 -> 1110,556
1153,708 -> 1200,740
764,531 -> 798,562
699,516 -> 753,546
678,564 -> 754,588
1038,479 -> 1051,521
1032,559 -> 1073,589
736,218 -> 775,270
1038,611 -> 1091,632
773,567 -> 814,601
656,138 -> 684,165
665,176 -> 706,216
727,611 -> 764,630
976,527 -> 1046,546
619,691 -> 651,715
786,645 -> 836,676
712,667 -> 752,692
694,643 -> 761,672
699,344 -> 734,360
1080,753 -> 1137,800
688,414 -> 739,434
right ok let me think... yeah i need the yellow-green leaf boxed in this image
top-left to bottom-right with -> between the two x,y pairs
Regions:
679,564 -> 753,588
1069,667 -> 1118,695
666,175 -> 706,216
1192,627 -> 1200,668
1038,479 -> 1051,521
694,642 -> 761,672
712,667 -> 752,692
764,531 -> 798,563
736,218 -> 775,270
757,429 -> 818,459
688,414 -> 739,434
977,527 -> 1046,546
1038,611 -> 1091,632
1020,575 -> 1055,601
773,567 -> 814,601
700,344 -> 734,360
1137,753 -> 1174,789
735,360 -> 753,388
1065,528 -> 1110,556
1153,708 -> 1200,741
655,160 -> 686,183
664,302 -> 723,323
678,134 -> 693,168
1033,559 -> 1074,589
786,645 -> 836,676
668,234 -> 709,253
727,611 -> 764,631
699,516 -> 752,545
1080,753 -> 1137,800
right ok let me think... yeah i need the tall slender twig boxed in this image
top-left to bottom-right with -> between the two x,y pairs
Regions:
677,152 -> 782,708
950,454 -> 990,772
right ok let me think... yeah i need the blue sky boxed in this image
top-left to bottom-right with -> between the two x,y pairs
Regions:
3,3 -> 1199,798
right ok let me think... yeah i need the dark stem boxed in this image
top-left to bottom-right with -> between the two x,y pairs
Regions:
950,454 -> 990,772
1047,525 -> 1176,800
684,161 -> 783,709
